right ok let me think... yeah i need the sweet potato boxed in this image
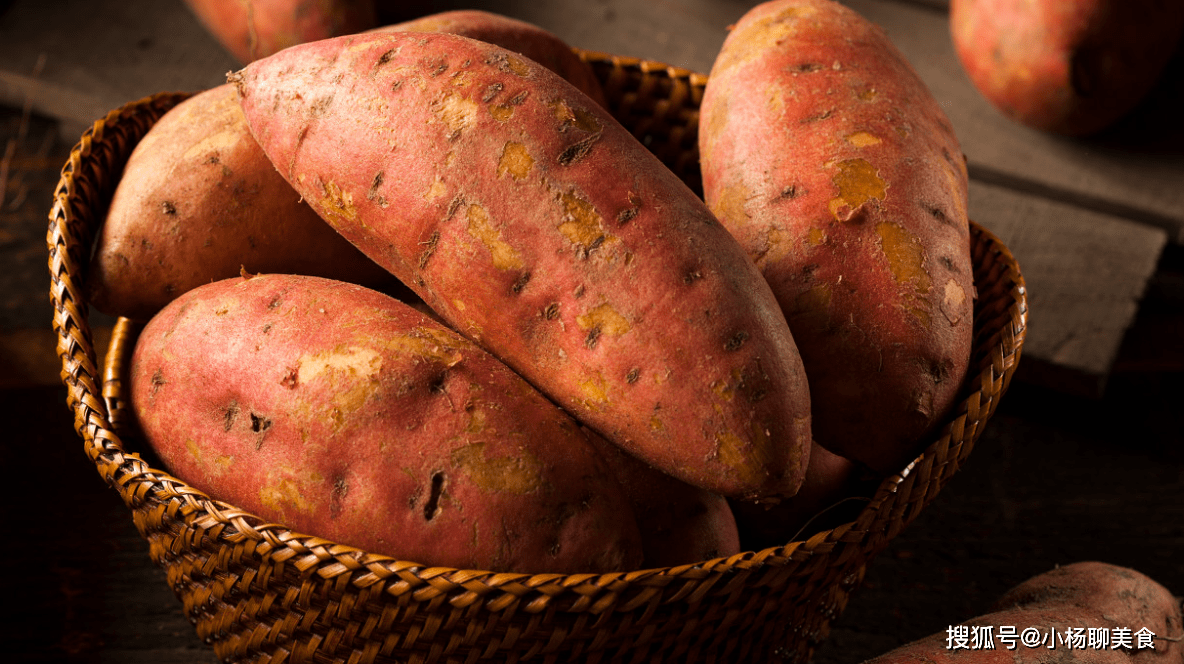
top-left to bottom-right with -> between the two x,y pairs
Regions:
729,441 -> 869,551
699,0 -> 974,475
231,32 -> 813,501
950,0 -> 1184,136
88,84 -> 397,321
129,273 -> 644,573
586,430 -> 740,567
860,562 -> 1183,664
183,0 -> 378,64
372,10 -> 607,108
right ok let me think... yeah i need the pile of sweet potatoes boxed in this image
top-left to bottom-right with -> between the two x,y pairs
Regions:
105,1 -> 977,573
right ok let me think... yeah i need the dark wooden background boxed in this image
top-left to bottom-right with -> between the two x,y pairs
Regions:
1,0 -> 1181,662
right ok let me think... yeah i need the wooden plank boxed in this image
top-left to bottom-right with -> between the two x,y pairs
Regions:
968,181 -> 1167,397
0,0 -> 236,137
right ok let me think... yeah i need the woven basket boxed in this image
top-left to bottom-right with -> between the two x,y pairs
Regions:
47,50 -> 1027,664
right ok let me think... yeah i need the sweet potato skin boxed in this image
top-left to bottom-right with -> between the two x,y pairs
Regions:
860,562 -> 1183,664
233,32 -> 813,501
950,0 -> 1184,136
586,430 -> 740,567
129,274 -> 644,574
699,0 -> 973,475
183,0 -> 378,64
88,84 -> 396,321
373,10 -> 607,108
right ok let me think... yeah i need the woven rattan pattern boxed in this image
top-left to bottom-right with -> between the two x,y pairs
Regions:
47,52 -> 1027,664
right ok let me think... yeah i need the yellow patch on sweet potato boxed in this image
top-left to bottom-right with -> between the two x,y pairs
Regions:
576,303 -> 631,337
258,476 -> 310,518
467,203 -> 524,270
579,371 -> 610,407
876,222 -> 931,292
828,158 -> 886,220
497,142 -> 534,180
845,131 -> 882,147
550,99 -> 601,133
489,104 -> 514,121
451,443 -> 543,494
434,93 -> 479,136
319,181 -> 358,225
709,183 -> 751,226
424,178 -> 447,201
558,191 -> 613,249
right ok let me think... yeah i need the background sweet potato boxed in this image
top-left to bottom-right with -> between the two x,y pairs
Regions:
950,0 -> 1184,136
129,273 -> 645,574
232,31 -> 814,502
88,83 -> 397,321
699,0 -> 974,475
183,0 -> 378,64
373,9 -> 607,108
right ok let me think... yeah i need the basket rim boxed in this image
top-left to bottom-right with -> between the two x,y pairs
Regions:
46,55 -> 1028,611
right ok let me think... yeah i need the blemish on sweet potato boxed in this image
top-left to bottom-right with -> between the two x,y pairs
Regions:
558,132 -> 602,166
423,178 -> 447,201
626,367 -> 641,384
481,82 -> 504,103
422,471 -> 445,520
845,131 -> 882,147
725,330 -> 749,351
489,104 -> 515,121
577,303 -> 631,342
467,203 -> 524,270
875,222 -> 931,294
150,369 -> 166,400
497,142 -> 534,180
161,200 -> 177,215
250,412 -> 271,433
451,443 -> 542,494
940,279 -> 967,325
579,372 -> 609,407
511,271 -> 531,294
280,366 -> 299,389
828,158 -> 886,221
487,52 -> 531,77
550,99 -> 601,133
328,475 -> 348,519
223,400 -> 240,432
558,190 -> 613,254
367,171 -> 386,206
318,180 -> 358,225
433,93 -> 478,139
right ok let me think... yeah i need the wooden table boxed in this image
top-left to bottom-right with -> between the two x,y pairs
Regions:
1,1 -> 1181,662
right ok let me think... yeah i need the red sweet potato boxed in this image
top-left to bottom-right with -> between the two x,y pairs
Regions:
184,0 -> 378,64
231,31 -> 813,501
372,10 -> 606,108
951,0 -> 1184,136
860,562 -> 1183,664
699,0 -> 974,475
129,273 -> 644,573
586,430 -> 741,567
88,83 -> 397,321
